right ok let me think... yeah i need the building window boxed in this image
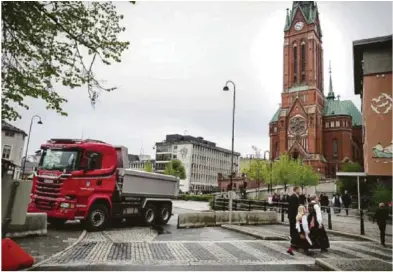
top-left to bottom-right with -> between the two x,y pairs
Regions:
5,131 -> 15,137
173,145 -> 177,150
2,145 -> 12,160
335,121 -> 340,127
173,154 -> 177,159
273,126 -> 277,133
293,43 -> 298,83
325,122 -> 329,128
330,121 -> 335,128
332,139 -> 338,158
301,41 -> 306,81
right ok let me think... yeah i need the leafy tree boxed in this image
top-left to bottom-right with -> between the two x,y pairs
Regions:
293,160 -> 319,192
271,153 -> 295,192
371,183 -> 392,207
143,161 -> 153,173
164,159 -> 186,180
1,1 -> 133,121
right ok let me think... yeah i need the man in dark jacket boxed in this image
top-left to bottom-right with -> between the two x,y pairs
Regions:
299,194 -> 306,205
342,190 -> 351,216
373,203 -> 390,246
287,186 -> 300,255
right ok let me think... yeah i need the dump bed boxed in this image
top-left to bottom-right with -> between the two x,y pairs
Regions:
121,169 -> 179,198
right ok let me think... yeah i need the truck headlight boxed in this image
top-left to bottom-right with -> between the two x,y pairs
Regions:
60,203 -> 70,208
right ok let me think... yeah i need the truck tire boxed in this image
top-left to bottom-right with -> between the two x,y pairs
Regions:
48,218 -> 67,227
142,204 -> 156,226
85,204 -> 109,232
156,204 -> 171,225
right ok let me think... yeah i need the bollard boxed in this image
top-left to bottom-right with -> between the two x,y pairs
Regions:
281,203 -> 284,222
248,200 -> 251,211
223,199 -> 227,211
360,209 -> 365,235
263,201 -> 267,211
233,200 -> 237,211
328,207 -> 332,230
213,198 -> 216,210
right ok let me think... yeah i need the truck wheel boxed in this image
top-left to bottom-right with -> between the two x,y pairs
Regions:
156,204 -> 171,225
142,204 -> 156,226
85,204 -> 109,232
48,218 -> 67,227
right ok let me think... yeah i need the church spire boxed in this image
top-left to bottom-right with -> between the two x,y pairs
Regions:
285,8 -> 290,29
326,60 -> 335,100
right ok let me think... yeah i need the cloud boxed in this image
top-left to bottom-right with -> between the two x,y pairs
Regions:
11,1 -> 392,158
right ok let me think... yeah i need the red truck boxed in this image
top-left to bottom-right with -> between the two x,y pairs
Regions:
28,139 -> 179,231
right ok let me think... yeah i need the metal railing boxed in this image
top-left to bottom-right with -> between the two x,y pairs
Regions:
213,198 -> 392,239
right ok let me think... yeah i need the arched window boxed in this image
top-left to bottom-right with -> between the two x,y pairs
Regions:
333,139 -> 338,158
301,41 -> 306,81
293,43 -> 298,83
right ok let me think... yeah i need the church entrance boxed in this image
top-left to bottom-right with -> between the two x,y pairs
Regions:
292,151 -> 300,160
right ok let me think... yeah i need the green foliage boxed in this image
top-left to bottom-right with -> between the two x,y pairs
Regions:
176,194 -> 213,202
371,183 -> 392,206
293,159 -> 319,190
272,154 -> 294,190
143,161 -> 153,173
1,1 -> 132,121
337,162 -> 363,194
164,159 -> 186,179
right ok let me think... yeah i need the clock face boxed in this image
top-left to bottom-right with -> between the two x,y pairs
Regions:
294,22 -> 304,31
289,116 -> 307,135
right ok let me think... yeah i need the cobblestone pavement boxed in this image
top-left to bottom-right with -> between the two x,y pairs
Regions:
12,222 -> 83,264
34,232 -> 392,270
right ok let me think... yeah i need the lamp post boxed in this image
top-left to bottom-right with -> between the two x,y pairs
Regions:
264,151 -> 272,194
223,80 -> 236,225
22,115 -> 43,179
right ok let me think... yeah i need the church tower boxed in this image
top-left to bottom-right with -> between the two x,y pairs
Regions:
269,1 -> 364,178
270,1 -> 327,174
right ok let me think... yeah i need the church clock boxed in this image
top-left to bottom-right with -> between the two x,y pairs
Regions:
294,21 -> 304,31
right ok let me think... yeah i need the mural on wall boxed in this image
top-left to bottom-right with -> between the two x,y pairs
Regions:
370,93 -> 392,114
372,141 -> 393,161
179,147 -> 188,160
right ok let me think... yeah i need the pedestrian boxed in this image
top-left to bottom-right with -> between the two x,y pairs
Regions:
373,202 -> 390,247
287,186 -> 300,256
308,195 -> 330,252
299,193 -> 306,205
307,194 -> 311,205
267,194 -> 273,210
332,194 -> 342,213
295,205 -> 312,255
322,194 -> 329,213
342,190 -> 352,216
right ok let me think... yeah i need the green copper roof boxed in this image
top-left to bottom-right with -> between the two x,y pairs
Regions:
323,99 -> 363,126
269,99 -> 362,126
269,108 -> 281,123
284,1 -> 322,37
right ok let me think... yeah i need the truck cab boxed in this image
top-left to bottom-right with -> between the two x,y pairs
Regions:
28,139 -> 124,230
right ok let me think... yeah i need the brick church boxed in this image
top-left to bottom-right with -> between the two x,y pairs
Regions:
269,1 -> 363,177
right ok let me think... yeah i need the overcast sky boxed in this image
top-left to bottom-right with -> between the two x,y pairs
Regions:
12,1 -> 392,158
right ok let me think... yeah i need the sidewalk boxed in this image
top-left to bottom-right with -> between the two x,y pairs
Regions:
276,211 -> 392,245
13,222 -> 83,265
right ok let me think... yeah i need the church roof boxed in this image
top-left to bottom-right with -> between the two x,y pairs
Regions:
269,99 -> 362,127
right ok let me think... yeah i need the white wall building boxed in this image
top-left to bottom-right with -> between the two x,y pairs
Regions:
1,121 -> 27,179
155,134 -> 240,193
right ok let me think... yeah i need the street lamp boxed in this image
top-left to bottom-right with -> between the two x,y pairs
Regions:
22,115 -> 43,179
264,151 -> 273,194
223,80 -> 236,225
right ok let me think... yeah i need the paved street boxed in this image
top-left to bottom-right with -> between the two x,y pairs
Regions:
30,204 -> 392,271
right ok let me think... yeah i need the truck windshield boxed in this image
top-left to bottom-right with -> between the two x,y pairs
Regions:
39,149 -> 80,171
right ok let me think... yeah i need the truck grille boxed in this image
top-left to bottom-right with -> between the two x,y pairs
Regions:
34,198 -> 56,211
35,178 -> 62,199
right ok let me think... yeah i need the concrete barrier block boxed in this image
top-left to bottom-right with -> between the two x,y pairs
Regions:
177,212 -> 216,228
246,211 -> 277,225
214,211 -> 247,225
6,213 -> 47,238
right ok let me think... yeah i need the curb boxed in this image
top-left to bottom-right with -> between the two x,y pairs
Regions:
221,225 -> 289,241
25,230 -> 87,270
315,258 -> 336,271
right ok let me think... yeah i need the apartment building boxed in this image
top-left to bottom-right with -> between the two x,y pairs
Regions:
155,134 -> 240,193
